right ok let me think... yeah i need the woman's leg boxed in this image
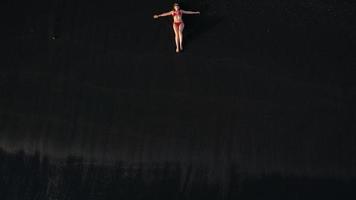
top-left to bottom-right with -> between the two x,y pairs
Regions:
179,23 -> 184,50
173,24 -> 180,52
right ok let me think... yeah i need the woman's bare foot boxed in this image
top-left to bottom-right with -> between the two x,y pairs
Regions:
176,48 -> 180,53
180,46 -> 183,51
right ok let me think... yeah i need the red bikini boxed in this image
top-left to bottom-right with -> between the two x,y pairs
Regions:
172,10 -> 183,29
172,10 -> 182,16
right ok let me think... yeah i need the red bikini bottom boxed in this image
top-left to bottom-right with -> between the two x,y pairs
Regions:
173,22 -> 184,29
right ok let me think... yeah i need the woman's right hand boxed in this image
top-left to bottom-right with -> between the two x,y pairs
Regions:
153,15 -> 159,19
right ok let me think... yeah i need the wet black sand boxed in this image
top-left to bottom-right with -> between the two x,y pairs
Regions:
1,0 -> 356,199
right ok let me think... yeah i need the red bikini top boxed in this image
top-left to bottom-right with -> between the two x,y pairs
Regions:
172,10 -> 182,17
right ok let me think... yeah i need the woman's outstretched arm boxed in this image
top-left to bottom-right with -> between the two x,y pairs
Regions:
181,10 -> 200,15
153,11 -> 173,19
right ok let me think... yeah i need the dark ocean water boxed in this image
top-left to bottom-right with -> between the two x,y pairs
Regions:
1,150 -> 355,200
1,0 -> 355,199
